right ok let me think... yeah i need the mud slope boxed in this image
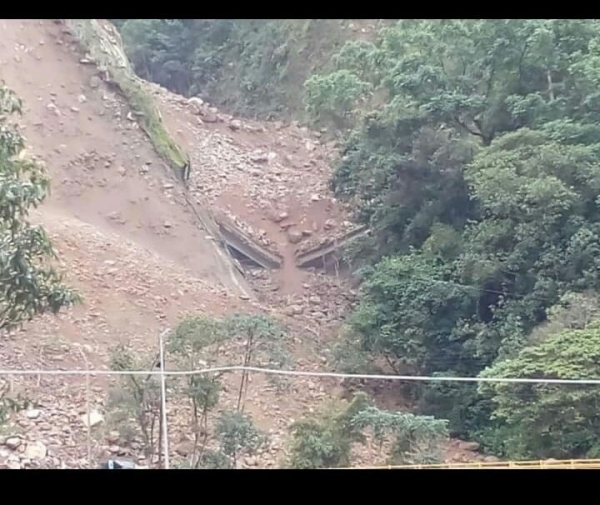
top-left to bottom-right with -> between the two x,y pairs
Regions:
0,19 -> 344,470
0,19 -> 249,296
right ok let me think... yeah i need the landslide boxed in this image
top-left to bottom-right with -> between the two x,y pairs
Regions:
0,19 -> 250,298
0,19 -> 486,469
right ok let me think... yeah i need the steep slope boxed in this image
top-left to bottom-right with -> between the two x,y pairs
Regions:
0,19 -> 353,469
0,19 -> 249,297
0,19 -> 259,468
115,19 -> 392,121
0,19 -> 486,468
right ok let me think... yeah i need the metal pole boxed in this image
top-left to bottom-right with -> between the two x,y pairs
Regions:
77,346 -> 92,469
159,329 -> 170,469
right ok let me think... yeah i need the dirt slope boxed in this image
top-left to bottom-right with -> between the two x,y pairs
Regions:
0,19 -> 485,468
0,19 -> 249,297
0,19 -> 350,469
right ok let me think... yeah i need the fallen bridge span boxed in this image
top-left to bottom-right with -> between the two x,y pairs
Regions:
214,214 -> 283,270
295,225 -> 369,270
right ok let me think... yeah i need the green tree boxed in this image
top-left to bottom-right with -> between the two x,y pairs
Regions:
199,410 -> 265,469
346,253 -> 478,376
304,70 -> 372,130
288,392 -> 448,468
479,321 -> 600,459
224,313 -> 289,411
167,315 -> 226,466
108,344 -> 162,460
352,405 -> 449,464
0,84 -> 78,330
119,19 -> 201,95
288,393 -> 369,469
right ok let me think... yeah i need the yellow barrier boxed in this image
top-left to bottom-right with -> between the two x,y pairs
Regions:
335,458 -> 600,469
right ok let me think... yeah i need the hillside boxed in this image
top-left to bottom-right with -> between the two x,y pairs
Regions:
114,19 -> 391,121
0,19 -> 488,469
92,19 -> 600,465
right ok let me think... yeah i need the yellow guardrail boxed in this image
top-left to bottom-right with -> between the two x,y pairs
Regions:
336,459 -> 600,469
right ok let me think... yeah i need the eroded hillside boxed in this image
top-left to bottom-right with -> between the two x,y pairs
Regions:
0,19 -> 484,469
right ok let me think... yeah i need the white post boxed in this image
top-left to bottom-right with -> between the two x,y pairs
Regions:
159,329 -> 170,469
77,346 -> 92,469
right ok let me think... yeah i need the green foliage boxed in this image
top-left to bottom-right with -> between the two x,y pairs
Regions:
325,19 -> 600,454
332,326 -> 377,374
119,20 -> 201,96
529,291 -> 600,344
346,253 -> 478,375
288,392 -> 448,468
107,314 -> 274,469
304,70 -> 372,129
111,18 -> 600,461
479,322 -> 600,459
0,85 -> 79,330
0,380 -> 32,425
120,78 -> 189,171
167,315 -> 226,466
168,314 -> 225,360
352,405 -> 448,464
288,393 -> 369,469
199,410 -> 265,469
108,344 -> 162,458
224,313 -> 290,409
115,20 -> 387,120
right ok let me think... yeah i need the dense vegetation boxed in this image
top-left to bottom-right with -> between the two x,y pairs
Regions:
112,19 -> 387,120
109,314 -> 446,468
318,19 -> 600,459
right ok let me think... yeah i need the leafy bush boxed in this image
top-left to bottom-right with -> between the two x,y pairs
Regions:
0,84 -> 79,329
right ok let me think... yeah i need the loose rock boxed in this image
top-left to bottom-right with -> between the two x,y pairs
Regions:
5,437 -> 21,450
24,441 -> 47,460
24,409 -> 41,420
287,230 -> 303,244
81,410 -> 104,428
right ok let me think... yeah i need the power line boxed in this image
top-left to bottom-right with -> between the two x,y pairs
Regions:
1,365 -> 599,385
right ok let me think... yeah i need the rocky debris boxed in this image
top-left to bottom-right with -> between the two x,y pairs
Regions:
46,102 -> 61,116
249,150 -> 269,164
247,267 -> 357,327
24,441 -> 47,460
457,440 -> 480,452
287,229 -> 304,244
270,210 -> 289,223
81,410 -> 104,428
146,80 -> 353,248
229,119 -> 242,131
89,75 -> 102,88
217,209 -> 280,254
186,96 -> 221,123
295,222 -> 363,256
4,437 -> 22,450
187,96 -> 204,113
0,22 -> 493,470
25,409 -> 42,420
